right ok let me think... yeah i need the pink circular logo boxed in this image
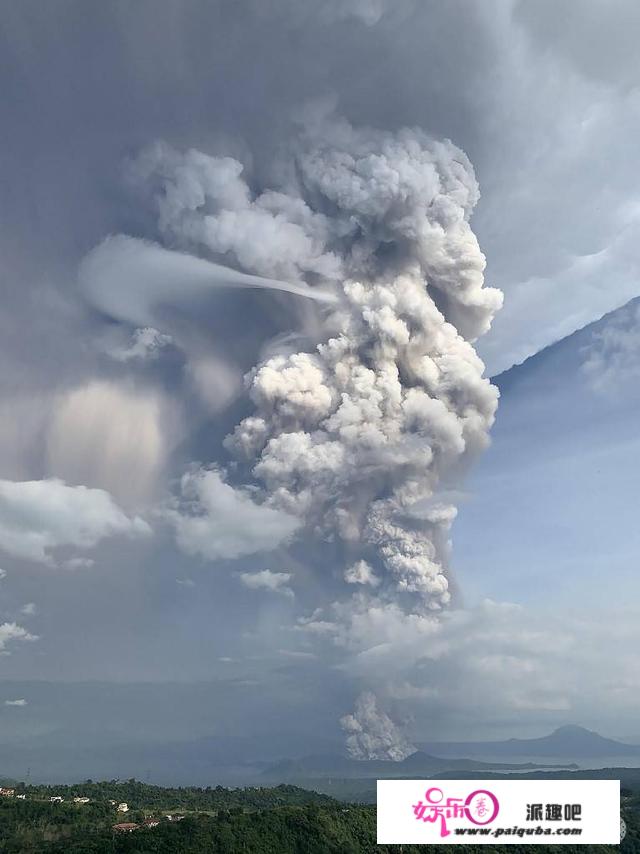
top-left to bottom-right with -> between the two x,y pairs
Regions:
464,789 -> 499,825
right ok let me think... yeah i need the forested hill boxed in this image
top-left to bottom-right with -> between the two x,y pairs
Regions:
0,779 -> 637,853
17,779 -> 333,811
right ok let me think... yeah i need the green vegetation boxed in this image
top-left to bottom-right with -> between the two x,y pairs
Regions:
0,779 -> 636,853
17,779 -> 334,812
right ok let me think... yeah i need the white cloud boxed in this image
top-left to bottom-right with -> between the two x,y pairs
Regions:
277,648 -> 317,659
0,477 -> 150,565
239,569 -> 294,598
109,327 -> 173,362
0,623 -> 38,654
167,468 -> 300,561
20,603 -> 36,616
4,698 -> 27,707
64,557 -> 95,570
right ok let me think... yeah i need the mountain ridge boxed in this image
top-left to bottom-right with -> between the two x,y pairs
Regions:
417,725 -> 640,760
491,294 -> 640,385
261,749 -> 574,781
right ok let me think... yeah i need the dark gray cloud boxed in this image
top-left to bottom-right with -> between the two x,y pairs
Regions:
514,0 -> 640,90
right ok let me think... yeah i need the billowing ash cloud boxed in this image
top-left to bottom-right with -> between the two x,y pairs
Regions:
220,111 -> 502,614
340,691 -> 415,760
83,108 -> 502,758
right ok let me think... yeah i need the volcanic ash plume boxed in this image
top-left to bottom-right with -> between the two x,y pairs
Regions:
124,112 -> 501,613
90,110 -> 503,761
340,692 -> 415,761
221,113 -> 502,613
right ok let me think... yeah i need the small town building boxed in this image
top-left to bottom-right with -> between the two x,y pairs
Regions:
0,788 -> 15,797
50,796 -> 64,803
73,796 -> 91,804
113,823 -> 139,833
117,802 -> 129,812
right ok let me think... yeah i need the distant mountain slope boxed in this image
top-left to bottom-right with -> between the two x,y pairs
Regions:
262,749 -> 573,782
263,724 -> 637,783
418,725 -> 640,760
453,293 -> 640,614
496,295 -> 640,379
